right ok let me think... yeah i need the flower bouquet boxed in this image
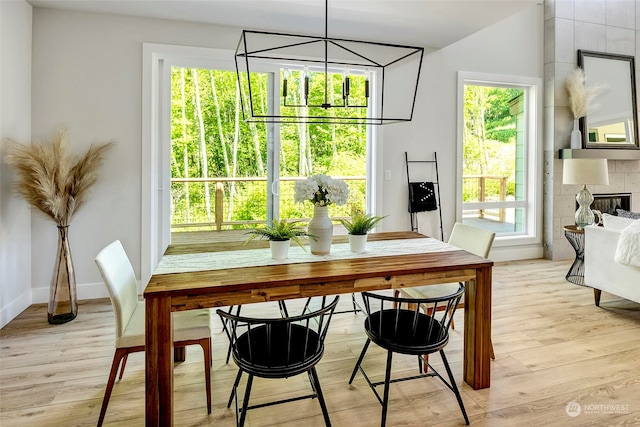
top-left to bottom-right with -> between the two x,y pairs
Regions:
293,174 -> 349,207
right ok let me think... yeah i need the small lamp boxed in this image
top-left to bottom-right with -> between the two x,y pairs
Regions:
562,158 -> 609,228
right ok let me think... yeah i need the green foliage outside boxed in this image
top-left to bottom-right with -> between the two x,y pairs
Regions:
170,70 -> 520,229
463,85 -> 522,203
170,67 -> 367,230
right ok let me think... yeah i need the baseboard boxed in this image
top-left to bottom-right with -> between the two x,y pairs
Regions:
31,281 -> 111,304
0,289 -> 32,328
490,245 -> 544,262
4,281 -> 124,326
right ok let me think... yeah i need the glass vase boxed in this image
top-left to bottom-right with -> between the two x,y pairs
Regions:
308,205 -> 333,255
48,225 -> 78,324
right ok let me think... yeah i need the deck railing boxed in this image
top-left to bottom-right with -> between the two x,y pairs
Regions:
171,174 -> 508,229
462,175 -> 508,221
170,176 -> 366,230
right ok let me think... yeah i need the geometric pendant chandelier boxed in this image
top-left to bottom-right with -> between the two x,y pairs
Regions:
235,0 -> 424,125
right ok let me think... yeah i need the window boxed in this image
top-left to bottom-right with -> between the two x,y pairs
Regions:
169,67 -> 369,231
142,44 -> 376,283
457,72 -> 541,247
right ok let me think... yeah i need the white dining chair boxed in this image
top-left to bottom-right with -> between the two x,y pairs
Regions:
94,240 -> 212,426
399,222 -> 496,361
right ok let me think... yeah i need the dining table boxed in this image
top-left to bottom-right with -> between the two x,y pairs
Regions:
143,231 -> 493,426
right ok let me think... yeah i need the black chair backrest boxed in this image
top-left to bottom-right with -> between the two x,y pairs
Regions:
217,296 -> 340,377
360,285 -> 464,355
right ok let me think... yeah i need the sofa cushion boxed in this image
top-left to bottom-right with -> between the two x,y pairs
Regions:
603,213 -> 637,231
616,209 -> 640,220
614,219 -> 640,267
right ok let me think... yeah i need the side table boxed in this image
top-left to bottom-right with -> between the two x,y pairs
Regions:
563,225 -> 585,286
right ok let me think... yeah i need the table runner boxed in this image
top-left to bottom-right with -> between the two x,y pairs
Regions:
154,237 -> 457,275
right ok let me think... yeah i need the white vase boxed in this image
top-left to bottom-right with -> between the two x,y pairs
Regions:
570,119 -> 582,149
308,205 -> 333,255
348,234 -> 368,254
269,239 -> 290,260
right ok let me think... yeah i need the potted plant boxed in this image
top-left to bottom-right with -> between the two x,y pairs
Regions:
339,211 -> 387,253
244,219 -> 313,259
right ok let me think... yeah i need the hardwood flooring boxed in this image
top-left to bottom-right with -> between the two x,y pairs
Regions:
1,259 -> 639,426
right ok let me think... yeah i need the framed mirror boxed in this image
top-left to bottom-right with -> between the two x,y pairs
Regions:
578,50 -> 639,149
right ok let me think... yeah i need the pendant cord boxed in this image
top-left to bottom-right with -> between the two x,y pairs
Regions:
324,0 -> 329,106
324,0 -> 328,39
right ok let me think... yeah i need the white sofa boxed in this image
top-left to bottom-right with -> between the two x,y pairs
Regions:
584,214 -> 640,306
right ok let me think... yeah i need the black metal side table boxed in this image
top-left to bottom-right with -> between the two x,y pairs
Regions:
563,225 -> 585,286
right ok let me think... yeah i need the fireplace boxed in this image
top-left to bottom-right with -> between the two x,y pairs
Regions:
590,193 -> 632,215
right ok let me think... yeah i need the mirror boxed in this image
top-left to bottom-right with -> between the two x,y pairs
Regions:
578,50 -> 639,149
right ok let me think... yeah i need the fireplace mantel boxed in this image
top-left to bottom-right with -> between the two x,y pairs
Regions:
559,149 -> 640,160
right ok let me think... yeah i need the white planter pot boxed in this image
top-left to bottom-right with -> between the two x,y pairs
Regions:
349,234 -> 368,253
270,240 -> 290,260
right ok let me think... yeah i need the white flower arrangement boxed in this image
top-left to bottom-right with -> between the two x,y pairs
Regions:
293,174 -> 349,207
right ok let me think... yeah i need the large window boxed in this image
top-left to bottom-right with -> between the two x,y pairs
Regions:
457,72 -> 541,246
169,67 -> 369,231
143,44 -> 376,282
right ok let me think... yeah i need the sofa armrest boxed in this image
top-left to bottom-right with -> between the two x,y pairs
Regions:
584,225 -> 640,304
585,225 -> 620,261
585,225 -> 619,286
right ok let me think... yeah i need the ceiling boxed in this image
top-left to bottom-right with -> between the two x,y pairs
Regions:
26,0 -> 540,49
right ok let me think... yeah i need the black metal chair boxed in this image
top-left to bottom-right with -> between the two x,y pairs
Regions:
223,300 -> 296,364
349,285 -> 469,427
217,296 -> 340,427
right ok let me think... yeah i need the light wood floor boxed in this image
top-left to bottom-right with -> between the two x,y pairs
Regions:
1,259 -> 639,426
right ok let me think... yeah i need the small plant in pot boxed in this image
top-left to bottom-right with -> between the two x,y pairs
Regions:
244,219 -> 313,260
339,211 -> 387,253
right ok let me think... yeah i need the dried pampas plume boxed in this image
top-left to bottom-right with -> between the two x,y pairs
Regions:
565,68 -> 602,120
3,130 -> 113,226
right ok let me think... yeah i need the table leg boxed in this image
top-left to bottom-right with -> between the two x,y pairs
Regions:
146,296 -> 174,426
463,266 -> 492,389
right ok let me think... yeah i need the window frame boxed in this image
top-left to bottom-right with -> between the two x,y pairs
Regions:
456,71 -> 542,249
142,43 -> 377,285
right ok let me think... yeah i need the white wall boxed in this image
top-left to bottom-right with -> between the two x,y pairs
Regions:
30,8 -> 241,304
0,0 -> 33,327
380,4 -> 544,260
23,5 -> 544,315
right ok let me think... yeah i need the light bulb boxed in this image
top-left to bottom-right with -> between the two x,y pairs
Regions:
282,68 -> 289,98
303,66 -> 310,101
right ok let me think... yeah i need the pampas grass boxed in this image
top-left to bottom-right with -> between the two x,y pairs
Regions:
565,68 -> 601,119
4,130 -> 113,226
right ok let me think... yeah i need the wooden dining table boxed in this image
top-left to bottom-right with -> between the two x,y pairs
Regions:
143,231 -> 493,426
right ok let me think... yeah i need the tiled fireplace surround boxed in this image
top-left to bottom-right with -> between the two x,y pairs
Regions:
544,0 -> 640,260
552,160 -> 640,260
